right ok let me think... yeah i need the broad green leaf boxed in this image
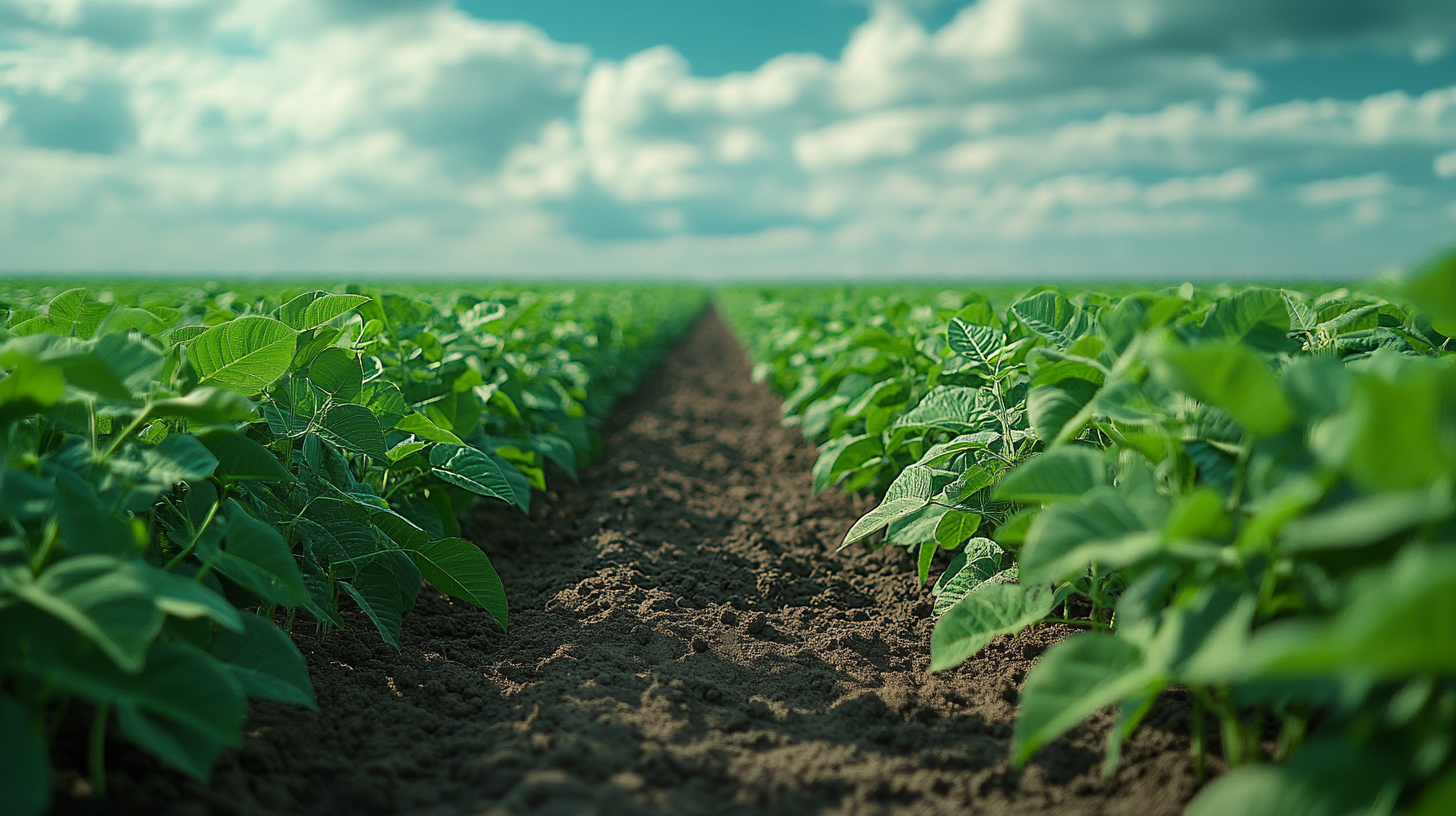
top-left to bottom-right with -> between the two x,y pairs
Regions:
0,358 -> 65,424
947,319 -> 1007,367
188,316 -> 297,396
396,412 -> 464,445
930,583 -> 1053,672
429,444 -> 516,504
131,562 -> 242,632
892,386 -> 990,433
194,428 -> 291,482
1197,287 -> 1294,352
1280,486 -> 1454,552
55,473 -> 137,556
934,509 -> 982,549
141,434 -> 219,485
116,702 -> 224,781
1152,342 -> 1292,437
1186,742 -> 1399,816
1330,355 -> 1456,491
307,347 -> 363,402
1021,489 -> 1160,585
360,381 -> 408,428
1011,291 -> 1086,348
204,501 -> 307,609
0,692 -> 51,816
1246,545 -> 1456,679
210,613 -> 316,708
931,538 -> 1013,615
994,446 -> 1108,504
403,537 -> 508,630
320,403 -> 387,458
97,307 -> 169,337
841,466 -> 935,548
1406,251 -> 1456,335
150,387 -> 257,424
1028,379 -> 1100,443
13,556 -> 159,672
1012,633 -> 1157,766
813,433 -> 880,494
340,563 -> 406,648
275,292 -> 372,332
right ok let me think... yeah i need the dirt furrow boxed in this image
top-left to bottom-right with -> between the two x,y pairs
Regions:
56,308 -> 1206,816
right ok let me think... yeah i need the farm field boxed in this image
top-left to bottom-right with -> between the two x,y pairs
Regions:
3,268 -> 1455,816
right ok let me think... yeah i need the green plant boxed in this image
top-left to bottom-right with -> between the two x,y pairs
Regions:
0,282 -> 702,815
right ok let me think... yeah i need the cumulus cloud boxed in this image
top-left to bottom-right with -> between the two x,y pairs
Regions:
1,0 -> 1455,278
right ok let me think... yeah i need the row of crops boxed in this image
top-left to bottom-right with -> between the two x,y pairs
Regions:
721,257 -> 1456,816
0,281 -> 704,816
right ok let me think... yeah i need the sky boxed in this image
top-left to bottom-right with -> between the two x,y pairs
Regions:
1,1 -> 1454,282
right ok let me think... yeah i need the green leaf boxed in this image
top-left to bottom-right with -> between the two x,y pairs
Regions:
307,347 -> 363,402
0,358 -> 65,424
994,446 -> 1108,504
1197,287 -> 1294,352
0,692 -> 51,816
1011,291 -> 1086,348
1021,489 -> 1161,586
1186,742 -> 1398,816
11,556 -> 161,672
1280,486 -> 1454,552
194,428 -> 291,482
340,563 -> 406,648
813,433 -> 880,494
96,307 -> 169,337
1012,633 -> 1156,766
428,444 -> 516,505
934,509 -> 982,549
930,583 -> 1053,672
116,702 -> 224,782
892,386 -> 990,433
917,540 -> 938,587
1331,356 -> 1456,491
320,403 -> 388,458
131,562 -> 242,632
396,412 -> 464,445
275,292 -> 372,332
840,466 -> 936,548
142,434 -> 219,485
210,613 -> 316,708
1246,545 -> 1456,679
150,388 -> 258,424
1028,379 -> 1100,444
205,501 -> 308,609
947,319 -> 1007,366
1152,342 -> 1292,437
361,380 -> 409,430
403,538 -> 508,630
55,473 -> 138,556
188,316 -> 297,396
931,539 -> 1015,615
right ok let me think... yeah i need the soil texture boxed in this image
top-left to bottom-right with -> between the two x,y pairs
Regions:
53,308 -> 1212,816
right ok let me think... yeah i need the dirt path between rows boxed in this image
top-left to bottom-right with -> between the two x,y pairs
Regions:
56,308 -> 1208,816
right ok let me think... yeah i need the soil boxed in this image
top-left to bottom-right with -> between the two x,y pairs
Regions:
52,308 -> 1213,816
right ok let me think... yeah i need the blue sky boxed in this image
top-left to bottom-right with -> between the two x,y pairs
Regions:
1,0 -> 1454,281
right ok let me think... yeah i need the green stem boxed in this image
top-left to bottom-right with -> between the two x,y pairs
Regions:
90,703 -> 109,797
98,405 -> 154,464
164,489 -> 227,572
1191,691 -> 1207,782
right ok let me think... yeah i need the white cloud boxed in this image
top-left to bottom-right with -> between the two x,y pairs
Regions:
1,0 -> 1455,279
1297,173 -> 1393,205
1437,149 -> 1456,178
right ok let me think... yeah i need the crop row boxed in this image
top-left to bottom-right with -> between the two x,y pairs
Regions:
721,258 -> 1456,815
0,282 -> 704,815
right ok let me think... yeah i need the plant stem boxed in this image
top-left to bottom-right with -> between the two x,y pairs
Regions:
1191,691 -> 1206,781
90,703 -> 109,797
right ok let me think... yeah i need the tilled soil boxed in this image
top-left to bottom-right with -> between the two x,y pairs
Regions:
54,308 -> 1210,816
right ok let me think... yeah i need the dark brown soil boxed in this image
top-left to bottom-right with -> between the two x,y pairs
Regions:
53,308 -> 1211,816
